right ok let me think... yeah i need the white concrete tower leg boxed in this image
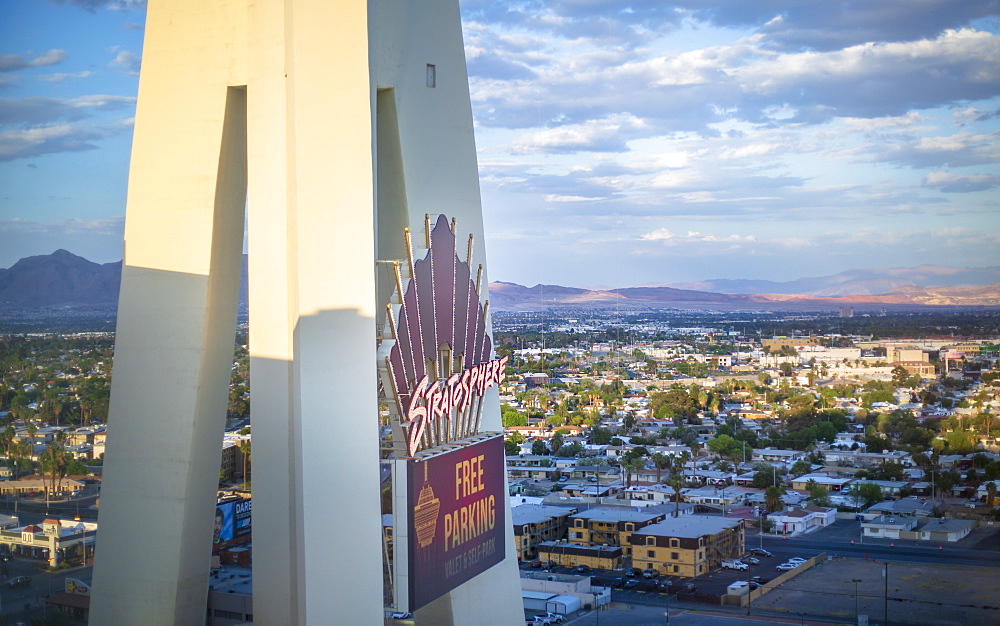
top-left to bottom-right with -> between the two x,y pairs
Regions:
89,2 -> 249,622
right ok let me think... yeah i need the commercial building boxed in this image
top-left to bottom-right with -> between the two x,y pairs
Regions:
628,515 -> 744,577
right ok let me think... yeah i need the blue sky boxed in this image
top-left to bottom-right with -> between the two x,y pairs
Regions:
1,1 -> 999,288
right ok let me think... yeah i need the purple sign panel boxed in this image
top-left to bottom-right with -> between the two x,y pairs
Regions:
407,436 -> 505,611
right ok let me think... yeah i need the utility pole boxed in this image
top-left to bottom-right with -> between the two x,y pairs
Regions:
884,562 -> 889,626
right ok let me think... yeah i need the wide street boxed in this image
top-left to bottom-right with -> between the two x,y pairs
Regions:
758,519 -> 1000,569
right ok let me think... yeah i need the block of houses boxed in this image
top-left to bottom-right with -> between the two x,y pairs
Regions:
627,515 -> 744,578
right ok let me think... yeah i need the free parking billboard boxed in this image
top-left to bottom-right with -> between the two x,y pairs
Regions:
406,435 -> 505,611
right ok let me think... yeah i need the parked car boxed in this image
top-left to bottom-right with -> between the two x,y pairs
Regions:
751,576 -> 770,584
533,612 -> 564,624
743,556 -> 760,565
751,548 -> 773,557
623,578 -> 641,589
625,567 -> 642,577
657,580 -> 673,592
574,564 -> 590,574
776,562 -> 798,571
722,559 -> 749,571
7,576 -> 30,588
786,557 -> 807,565
681,582 -> 697,593
642,568 -> 659,579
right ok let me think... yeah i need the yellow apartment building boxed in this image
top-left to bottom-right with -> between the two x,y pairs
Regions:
511,504 -> 577,561
567,509 -> 666,558
537,541 -> 623,570
628,515 -> 744,578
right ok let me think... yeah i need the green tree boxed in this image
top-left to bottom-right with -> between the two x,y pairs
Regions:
850,482 -> 883,508
500,404 -> 527,427
624,456 -> 645,489
764,485 -> 786,512
651,452 -> 671,482
531,439 -> 548,456
667,473 -> 686,517
706,434 -> 742,462
589,426 -> 612,445
806,479 -> 831,507
240,439 -> 252,491
790,460 -> 812,476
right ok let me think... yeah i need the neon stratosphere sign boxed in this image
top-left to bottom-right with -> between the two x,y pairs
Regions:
378,214 -> 506,457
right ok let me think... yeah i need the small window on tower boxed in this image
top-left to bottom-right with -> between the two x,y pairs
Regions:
426,64 -> 436,88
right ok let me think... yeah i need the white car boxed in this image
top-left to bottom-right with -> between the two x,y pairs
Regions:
776,562 -> 798,571
533,613 -> 564,624
787,557 -> 807,564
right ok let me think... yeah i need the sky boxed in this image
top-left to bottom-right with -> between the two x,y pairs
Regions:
1,1 -> 999,289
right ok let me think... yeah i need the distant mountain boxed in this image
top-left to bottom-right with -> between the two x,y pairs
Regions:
0,250 -> 121,308
657,265 -> 1000,296
0,250 -> 249,311
489,281 -> 1000,312
1,252 -> 998,314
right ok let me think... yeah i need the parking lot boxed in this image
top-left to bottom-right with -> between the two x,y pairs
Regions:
519,546 -> 822,602
752,557 -> 1000,625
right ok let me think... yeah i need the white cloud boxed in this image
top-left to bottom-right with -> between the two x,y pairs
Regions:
511,114 -> 647,154
0,125 -> 101,161
0,50 -> 68,72
108,50 -> 140,75
36,71 -> 95,83
923,171 -> 1000,193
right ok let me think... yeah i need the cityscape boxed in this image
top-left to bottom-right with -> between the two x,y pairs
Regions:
1,0 -> 999,625
0,300 -> 998,623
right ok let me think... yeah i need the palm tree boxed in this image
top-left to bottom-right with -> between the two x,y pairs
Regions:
651,453 -> 670,482
765,485 -> 786,512
624,456 -> 645,489
987,481 -> 997,507
240,439 -> 252,491
667,473 -> 686,518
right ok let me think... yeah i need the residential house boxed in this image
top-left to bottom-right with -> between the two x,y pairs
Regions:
767,504 -> 836,536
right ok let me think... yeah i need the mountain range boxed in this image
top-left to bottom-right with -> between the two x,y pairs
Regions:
1,250 -> 998,312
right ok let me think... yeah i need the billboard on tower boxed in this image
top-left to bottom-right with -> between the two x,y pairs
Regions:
406,436 -> 505,611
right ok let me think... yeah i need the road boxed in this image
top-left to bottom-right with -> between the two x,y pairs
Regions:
758,519 -> 1000,569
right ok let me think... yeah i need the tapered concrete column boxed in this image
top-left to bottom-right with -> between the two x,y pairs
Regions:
90,0 -> 250,619
91,1 -> 520,624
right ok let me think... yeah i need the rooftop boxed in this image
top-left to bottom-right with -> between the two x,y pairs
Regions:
633,514 -> 743,539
